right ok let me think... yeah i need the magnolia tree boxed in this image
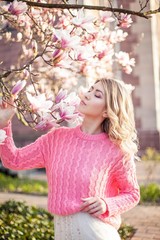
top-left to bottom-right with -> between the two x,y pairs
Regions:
0,0 -> 159,143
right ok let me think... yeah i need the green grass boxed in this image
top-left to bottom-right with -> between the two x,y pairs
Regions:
0,173 -> 48,195
140,183 -> 160,204
119,224 -> 135,240
141,147 -> 160,161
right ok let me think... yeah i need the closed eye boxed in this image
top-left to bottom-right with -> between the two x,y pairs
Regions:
87,85 -> 103,98
95,95 -> 101,98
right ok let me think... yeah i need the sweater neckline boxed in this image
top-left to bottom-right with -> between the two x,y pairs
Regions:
75,125 -> 108,141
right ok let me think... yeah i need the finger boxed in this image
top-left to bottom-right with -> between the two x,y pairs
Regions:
2,101 -> 8,109
80,199 -> 96,210
81,197 -> 96,202
91,210 -> 104,217
81,197 -> 94,201
81,202 -> 99,212
80,202 -> 90,210
81,197 -> 96,205
0,97 -> 15,109
5,97 -> 15,107
88,206 -> 101,214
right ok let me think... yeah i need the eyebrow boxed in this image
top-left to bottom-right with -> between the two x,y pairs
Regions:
90,86 -> 104,95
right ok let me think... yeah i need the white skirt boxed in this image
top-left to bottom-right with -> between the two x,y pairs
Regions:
54,212 -> 121,240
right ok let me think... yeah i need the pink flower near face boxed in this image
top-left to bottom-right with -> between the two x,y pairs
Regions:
8,0 -> 28,16
64,92 -> 81,106
11,80 -> 26,96
55,89 -> 68,104
26,92 -> 53,113
59,102 -> 76,121
35,116 -> 59,131
118,13 -> 133,28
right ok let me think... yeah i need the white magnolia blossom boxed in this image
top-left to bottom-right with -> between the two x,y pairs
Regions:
26,92 -> 53,113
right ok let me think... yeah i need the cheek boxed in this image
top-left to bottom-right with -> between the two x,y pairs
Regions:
91,99 -> 105,111
92,103 -> 105,115
79,100 -> 105,116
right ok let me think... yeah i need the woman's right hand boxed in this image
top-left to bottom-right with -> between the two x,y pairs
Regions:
0,97 -> 16,128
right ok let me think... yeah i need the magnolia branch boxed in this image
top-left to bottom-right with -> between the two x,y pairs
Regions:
4,0 -> 160,19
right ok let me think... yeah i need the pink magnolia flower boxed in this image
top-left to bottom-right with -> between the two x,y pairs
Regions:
64,92 -> 81,106
95,41 -> 114,60
73,46 -> 95,61
55,89 -> 68,103
58,13 -> 71,29
26,92 -> 53,113
11,80 -> 26,96
72,8 -> 96,33
54,30 -> 80,50
8,0 -> 28,16
115,29 -> 128,42
82,32 -> 98,44
0,129 -> 7,144
51,90 -> 81,122
123,65 -> 133,74
34,115 -> 60,131
52,49 -> 65,65
109,29 -> 128,44
115,51 -> 135,74
99,11 -> 115,23
118,13 -> 133,28
54,58 -> 73,69
58,102 -> 76,121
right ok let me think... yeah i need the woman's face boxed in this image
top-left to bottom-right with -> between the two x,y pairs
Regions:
78,81 -> 106,119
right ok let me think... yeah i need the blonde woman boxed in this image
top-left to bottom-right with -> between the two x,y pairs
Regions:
0,78 -> 140,240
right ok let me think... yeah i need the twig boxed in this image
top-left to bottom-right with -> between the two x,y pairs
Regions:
4,0 -> 160,19
139,0 -> 150,13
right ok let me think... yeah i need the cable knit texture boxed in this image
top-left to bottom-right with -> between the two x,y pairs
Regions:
0,122 -> 140,230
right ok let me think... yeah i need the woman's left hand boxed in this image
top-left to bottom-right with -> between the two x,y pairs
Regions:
80,196 -> 107,217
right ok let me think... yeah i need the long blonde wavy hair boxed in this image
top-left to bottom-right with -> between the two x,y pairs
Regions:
98,78 -> 138,156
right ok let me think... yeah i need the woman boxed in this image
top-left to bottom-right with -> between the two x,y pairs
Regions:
0,78 -> 140,240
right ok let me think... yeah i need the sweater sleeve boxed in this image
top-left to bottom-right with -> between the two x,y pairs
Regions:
0,122 -> 55,171
100,155 -> 140,219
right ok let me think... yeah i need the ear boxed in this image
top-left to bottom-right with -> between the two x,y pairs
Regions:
102,110 -> 108,118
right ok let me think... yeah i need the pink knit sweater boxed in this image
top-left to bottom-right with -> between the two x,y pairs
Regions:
0,123 -> 140,229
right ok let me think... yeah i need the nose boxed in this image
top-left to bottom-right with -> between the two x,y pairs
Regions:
84,91 -> 90,100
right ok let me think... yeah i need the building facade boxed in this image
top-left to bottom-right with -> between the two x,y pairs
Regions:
119,0 -> 160,151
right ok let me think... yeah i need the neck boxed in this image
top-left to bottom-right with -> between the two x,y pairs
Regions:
81,118 -> 103,135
